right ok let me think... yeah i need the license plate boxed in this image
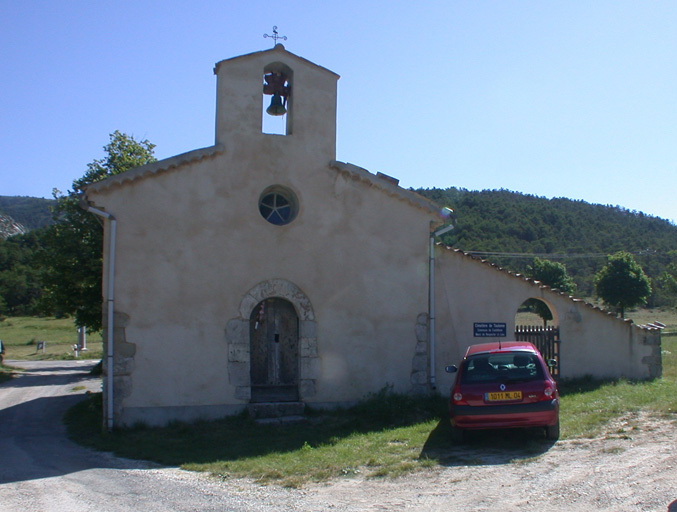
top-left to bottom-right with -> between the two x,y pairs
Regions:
486,391 -> 522,401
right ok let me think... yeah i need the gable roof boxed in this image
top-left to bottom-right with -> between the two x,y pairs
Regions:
83,47 -> 440,221
81,142 -> 442,223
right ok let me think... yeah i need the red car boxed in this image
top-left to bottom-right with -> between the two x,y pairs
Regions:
445,341 -> 559,440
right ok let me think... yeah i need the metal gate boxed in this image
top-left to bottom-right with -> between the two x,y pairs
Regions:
514,325 -> 560,378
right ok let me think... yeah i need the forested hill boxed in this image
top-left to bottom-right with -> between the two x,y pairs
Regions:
415,187 -> 677,299
3,190 -> 677,303
0,196 -> 54,231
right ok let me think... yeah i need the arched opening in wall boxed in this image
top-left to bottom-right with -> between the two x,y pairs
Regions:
249,297 -> 299,403
514,298 -> 560,377
262,62 -> 293,135
516,298 -> 557,328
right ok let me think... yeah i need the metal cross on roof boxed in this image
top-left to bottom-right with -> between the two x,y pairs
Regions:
264,26 -> 287,46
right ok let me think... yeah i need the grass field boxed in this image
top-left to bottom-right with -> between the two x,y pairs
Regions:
63,338 -> 677,487
0,316 -> 103,361
519,305 -> 677,333
624,307 -> 677,333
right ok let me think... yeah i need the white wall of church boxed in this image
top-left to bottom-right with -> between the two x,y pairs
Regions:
432,248 -> 660,394
88,149 -> 439,425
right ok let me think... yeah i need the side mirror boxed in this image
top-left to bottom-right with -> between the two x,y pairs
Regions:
445,365 -> 458,374
547,359 -> 558,368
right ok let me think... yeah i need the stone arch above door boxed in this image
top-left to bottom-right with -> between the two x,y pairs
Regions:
239,279 -> 315,321
226,279 -> 319,402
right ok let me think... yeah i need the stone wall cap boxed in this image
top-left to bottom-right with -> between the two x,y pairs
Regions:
440,246 -> 658,333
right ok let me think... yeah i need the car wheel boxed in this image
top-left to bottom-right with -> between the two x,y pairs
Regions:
545,421 -> 560,441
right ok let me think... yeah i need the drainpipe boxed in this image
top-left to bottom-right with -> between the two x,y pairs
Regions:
429,221 -> 454,391
83,203 -> 116,432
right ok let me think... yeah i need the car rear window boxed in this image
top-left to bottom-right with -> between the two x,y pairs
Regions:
461,352 -> 545,384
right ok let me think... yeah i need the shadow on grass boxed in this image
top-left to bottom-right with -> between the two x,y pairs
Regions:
420,418 -> 556,467
557,375 -> 619,396
68,390 -> 558,471
66,390 -> 450,467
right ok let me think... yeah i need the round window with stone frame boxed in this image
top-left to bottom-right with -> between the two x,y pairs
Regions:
258,186 -> 299,226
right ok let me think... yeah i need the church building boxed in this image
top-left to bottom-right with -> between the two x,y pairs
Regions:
82,44 -> 661,429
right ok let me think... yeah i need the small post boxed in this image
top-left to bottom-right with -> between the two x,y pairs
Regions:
78,326 -> 88,351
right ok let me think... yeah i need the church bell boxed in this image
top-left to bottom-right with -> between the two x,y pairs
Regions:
266,93 -> 287,116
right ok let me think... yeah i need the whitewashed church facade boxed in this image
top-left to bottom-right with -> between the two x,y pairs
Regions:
83,45 -> 661,428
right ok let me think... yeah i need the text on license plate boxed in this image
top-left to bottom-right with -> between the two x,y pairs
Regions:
486,391 -> 522,401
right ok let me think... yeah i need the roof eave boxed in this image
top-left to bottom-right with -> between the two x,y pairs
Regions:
329,160 -> 443,220
82,144 -> 225,196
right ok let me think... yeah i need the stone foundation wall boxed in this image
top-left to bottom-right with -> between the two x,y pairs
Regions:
641,330 -> 662,379
410,312 -> 429,394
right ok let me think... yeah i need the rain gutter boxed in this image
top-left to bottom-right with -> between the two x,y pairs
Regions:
429,220 -> 454,390
82,203 -> 116,432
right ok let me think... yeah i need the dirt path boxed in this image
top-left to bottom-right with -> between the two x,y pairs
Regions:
294,413 -> 677,511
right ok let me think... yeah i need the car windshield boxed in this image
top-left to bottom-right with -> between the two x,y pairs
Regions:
461,352 -> 545,384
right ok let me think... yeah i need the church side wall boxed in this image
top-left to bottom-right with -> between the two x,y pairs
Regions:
433,249 -> 659,394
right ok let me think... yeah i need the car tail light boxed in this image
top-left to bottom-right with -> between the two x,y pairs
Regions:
451,387 -> 467,405
544,384 -> 555,398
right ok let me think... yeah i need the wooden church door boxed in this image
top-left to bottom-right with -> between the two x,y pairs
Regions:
249,298 -> 299,402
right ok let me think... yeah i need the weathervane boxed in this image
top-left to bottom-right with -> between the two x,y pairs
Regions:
264,26 -> 287,46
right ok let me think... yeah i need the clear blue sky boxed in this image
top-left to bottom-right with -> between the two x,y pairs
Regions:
2,1 -> 676,223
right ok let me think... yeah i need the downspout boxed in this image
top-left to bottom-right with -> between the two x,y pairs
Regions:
429,235 -> 437,390
429,221 -> 454,391
83,203 -> 116,432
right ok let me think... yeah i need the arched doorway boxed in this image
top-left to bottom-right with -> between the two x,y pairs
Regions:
249,298 -> 299,403
515,298 -> 561,378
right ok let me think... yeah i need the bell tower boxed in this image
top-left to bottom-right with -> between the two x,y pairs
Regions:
262,62 -> 292,135
213,44 -> 340,162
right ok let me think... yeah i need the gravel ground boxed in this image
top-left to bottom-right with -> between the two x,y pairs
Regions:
1,360 -> 675,511
295,413 -> 677,511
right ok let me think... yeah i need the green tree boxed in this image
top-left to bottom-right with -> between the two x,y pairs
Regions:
38,131 -> 156,331
0,232 -> 43,316
525,258 -> 577,325
658,250 -> 677,307
594,251 -> 651,318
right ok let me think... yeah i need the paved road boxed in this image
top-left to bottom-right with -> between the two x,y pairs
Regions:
0,360 -> 295,512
